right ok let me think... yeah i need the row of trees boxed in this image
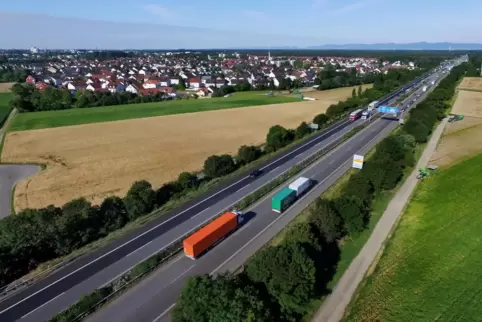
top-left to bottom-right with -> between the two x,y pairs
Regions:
172,62 -> 468,321
9,83 -> 176,112
0,67 -> 28,83
0,66 -> 430,287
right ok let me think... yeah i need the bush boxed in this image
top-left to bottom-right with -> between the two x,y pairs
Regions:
177,172 -> 200,190
313,113 -> 329,127
236,145 -> 262,165
203,154 -> 237,178
123,181 -> 156,219
265,125 -> 294,152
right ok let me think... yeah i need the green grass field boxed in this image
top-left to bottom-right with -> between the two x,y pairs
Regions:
9,91 -> 299,131
344,153 -> 482,322
0,92 -> 13,127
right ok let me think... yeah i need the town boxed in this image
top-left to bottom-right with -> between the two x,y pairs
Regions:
0,49 -> 416,100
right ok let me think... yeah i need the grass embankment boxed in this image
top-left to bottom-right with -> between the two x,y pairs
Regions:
0,92 -> 12,127
269,132 -> 424,322
9,92 -> 299,131
344,153 -> 482,322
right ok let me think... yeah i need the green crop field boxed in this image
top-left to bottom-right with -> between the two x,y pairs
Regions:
9,92 -> 299,131
0,92 -> 13,127
344,153 -> 482,322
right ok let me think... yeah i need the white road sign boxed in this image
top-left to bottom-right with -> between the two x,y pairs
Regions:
352,154 -> 364,169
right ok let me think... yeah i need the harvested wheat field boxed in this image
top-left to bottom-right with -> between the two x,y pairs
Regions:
451,89 -> 482,117
3,98 -> 345,211
458,77 -> 482,92
430,116 -> 482,167
0,82 -> 14,93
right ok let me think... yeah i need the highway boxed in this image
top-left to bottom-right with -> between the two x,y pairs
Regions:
0,71 -> 431,322
81,71 -> 444,322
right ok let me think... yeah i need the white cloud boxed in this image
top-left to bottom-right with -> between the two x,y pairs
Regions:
143,4 -> 177,23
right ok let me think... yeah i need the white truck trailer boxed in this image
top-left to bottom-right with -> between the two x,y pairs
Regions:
288,177 -> 311,197
368,100 -> 379,111
422,86 -> 428,92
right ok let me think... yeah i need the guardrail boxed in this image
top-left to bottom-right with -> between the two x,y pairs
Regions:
50,113 -> 383,322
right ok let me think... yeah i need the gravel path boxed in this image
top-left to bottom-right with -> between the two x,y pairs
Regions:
312,118 -> 448,322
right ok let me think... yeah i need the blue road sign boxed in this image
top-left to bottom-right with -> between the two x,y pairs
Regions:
378,105 -> 399,114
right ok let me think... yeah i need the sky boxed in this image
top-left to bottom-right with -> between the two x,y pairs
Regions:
1,0 -> 482,49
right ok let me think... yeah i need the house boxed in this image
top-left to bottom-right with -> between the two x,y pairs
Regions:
140,88 -> 163,96
188,77 -> 201,89
26,75 -> 36,84
196,88 -> 212,97
159,76 -> 171,87
143,78 -> 160,89
125,84 -> 140,94
67,81 -> 86,91
169,76 -> 179,85
35,82 -> 50,91
86,83 -> 102,92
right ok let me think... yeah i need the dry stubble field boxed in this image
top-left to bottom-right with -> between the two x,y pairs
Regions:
0,82 -> 14,93
457,76 -> 482,92
3,86 -> 364,211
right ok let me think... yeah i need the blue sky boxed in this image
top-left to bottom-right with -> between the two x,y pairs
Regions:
1,0 -> 482,49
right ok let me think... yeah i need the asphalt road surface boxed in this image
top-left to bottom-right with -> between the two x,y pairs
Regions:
0,164 -> 40,218
0,71 -> 430,322
0,109 -> 40,218
83,73 -> 443,322
313,118 -> 448,322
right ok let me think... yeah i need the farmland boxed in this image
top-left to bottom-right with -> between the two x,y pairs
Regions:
344,152 -> 482,322
2,85 -> 367,211
344,85 -> 482,321
0,82 -> 14,93
457,76 -> 482,92
9,91 -> 300,131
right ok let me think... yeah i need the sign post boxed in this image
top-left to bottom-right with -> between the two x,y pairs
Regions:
352,154 -> 364,169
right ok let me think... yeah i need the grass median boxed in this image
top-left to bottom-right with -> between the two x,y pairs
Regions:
47,114 -> 371,322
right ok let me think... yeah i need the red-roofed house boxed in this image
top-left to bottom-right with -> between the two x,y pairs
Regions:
35,82 -> 49,91
26,75 -> 36,84
188,77 -> 201,89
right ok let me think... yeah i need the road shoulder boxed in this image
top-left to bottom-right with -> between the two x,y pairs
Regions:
312,118 -> 448,322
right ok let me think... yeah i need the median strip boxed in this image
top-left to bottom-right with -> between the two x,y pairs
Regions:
48,114 -> 382,322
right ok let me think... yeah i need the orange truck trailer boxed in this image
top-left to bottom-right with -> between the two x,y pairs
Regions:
183,211 -> 240,259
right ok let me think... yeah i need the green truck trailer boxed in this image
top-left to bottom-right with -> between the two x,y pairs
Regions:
271,188 -> 297,213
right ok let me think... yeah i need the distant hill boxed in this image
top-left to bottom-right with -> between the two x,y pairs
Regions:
307,42 -> 482,50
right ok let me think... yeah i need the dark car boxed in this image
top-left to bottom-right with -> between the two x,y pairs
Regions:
249,169 -> 262,177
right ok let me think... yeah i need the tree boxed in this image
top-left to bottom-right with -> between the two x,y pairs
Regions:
237,145 -> 262,165
283,222 -> 321,252
98,196 -> 129,233
203,154 -> 237,178
313,113 -> 329,127
342,173 -> 374,206
123,180 -> 156,219
310,199 -> 343,243
351,88 -> 356,98
265,125 -> 294,152
246,243 -> 316,315
357,85 -> 363,97
177,172 -> 200,190
172,274 -> 272,322
55,198 -> 97,254
334,196 -> 367,235
295,122 -> 311,140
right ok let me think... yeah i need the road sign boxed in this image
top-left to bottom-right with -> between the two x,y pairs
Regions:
378,105 -> 399,114
352,154 -> 364,169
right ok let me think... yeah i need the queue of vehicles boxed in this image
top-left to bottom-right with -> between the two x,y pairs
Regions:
182,70 -> 443,260
183,176 -> 312,259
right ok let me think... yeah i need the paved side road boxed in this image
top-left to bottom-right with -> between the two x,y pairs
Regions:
313,118 -> 448,322
0,108 -> 41,217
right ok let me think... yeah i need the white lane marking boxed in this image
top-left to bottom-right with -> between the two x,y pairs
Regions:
2,120 -> 354,316
0,120 -> 360,317
169,264 -> 195,286
210,119 -> 393,276
127,241 -> 153,257
20,292 -> 65,319
152,303 -> 176,322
